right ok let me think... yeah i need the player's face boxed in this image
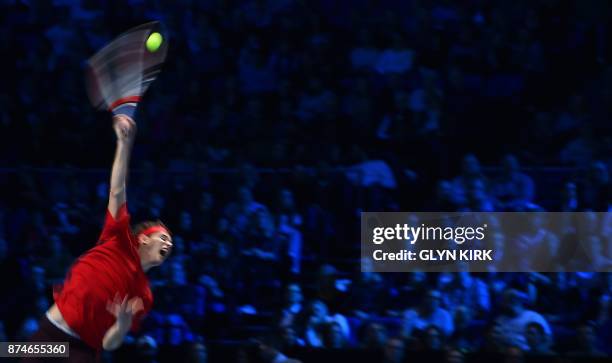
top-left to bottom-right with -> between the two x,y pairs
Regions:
146,231 -> 173,266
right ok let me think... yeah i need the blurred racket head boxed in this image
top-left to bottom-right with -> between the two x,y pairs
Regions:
86,21 -> 168,111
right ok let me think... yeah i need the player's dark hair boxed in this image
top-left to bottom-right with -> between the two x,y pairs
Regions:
132,220 -> 171,237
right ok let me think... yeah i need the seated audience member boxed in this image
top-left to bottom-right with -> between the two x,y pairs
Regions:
394,271 -> 428,310
465,179 -> 495,212
273,189 -> 303,274
275,325 -> 305,351
432,180 -> 463,211
492,155 -> 536,210
402,290 -> 454,338
315,265 -> 343,312
494,289 -> 552,350
303,300 -> 350,347
350,268 -> 389,319
157,260 -> 206,324
224,186 -> 267,238
164,313 -> 195,346
448,305 -> 479,351
438,267 -> 490,315
513,215 -> 559,270
524,322 -> 554,355
451,154 -> 488,207
345,149 -> 398,190
279,283 -> 304,327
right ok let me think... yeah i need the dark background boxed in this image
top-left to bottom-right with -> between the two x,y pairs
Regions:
0,0 -> 611,362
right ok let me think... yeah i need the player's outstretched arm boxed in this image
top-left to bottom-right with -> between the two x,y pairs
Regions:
108,115 -> 136,219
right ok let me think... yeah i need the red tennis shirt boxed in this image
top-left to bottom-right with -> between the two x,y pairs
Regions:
53,203 -> 153,350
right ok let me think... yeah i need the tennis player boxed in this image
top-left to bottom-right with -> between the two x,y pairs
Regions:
25,111 -> 173,362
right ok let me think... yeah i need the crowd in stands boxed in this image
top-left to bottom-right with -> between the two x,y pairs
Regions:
1,0 -> 612,362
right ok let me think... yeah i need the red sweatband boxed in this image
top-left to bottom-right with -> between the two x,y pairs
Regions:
138,225 -> 170,238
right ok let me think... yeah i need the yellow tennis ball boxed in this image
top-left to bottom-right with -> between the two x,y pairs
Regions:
146,32 -> 163,52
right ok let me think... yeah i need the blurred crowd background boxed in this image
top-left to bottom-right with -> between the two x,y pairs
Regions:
1,0 -> 612,362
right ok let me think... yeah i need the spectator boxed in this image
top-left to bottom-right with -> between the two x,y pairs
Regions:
402,290 -> 454,338
438,267 -> 490,315
225,186 -> 267,238
345,149 -> 398,190
452,154 -> 488,208
513,214 -> 559,270
315,265 -> 341,311
296,77 -> 336,122
276,325 -> 305,351
279,283 -> 304,327
494,289 -> 552,350
164,314 -> 194,346
273,189 -> 303,275
524,322 -> 554,355
303,300 -> 349,348
2,0 -> 612,360
492,155 -> 536,210
448,305 -> 478,351
350,268 -> 389,319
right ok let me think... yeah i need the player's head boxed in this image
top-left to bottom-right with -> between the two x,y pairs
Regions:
132,220 -> 173,270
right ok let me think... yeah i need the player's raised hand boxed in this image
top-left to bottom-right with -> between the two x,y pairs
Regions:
112,114 -> 137,144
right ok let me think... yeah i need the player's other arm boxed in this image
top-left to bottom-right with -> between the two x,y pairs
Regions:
103,294 -> 143,350
108,115 -> 137,219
